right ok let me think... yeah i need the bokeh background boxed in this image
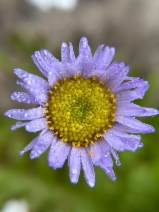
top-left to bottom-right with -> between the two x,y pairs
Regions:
0,0 -> 159,211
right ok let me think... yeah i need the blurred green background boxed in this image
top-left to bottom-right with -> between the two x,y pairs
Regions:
0,0 -> 159,211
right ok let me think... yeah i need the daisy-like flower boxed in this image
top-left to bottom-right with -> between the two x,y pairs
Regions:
4,37 -> 158,187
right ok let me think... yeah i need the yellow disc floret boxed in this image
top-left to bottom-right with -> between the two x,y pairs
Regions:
45,76 -> 116,147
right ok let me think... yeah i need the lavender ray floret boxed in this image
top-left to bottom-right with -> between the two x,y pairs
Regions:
115,116 -> 155,133
112,78 -> 149,94
19,136 -> 38,156
89,142 -> 102,165
104,63 -> 129,90
112,123 -> 143,133
78,37 -> 92,58
81,147 -> 95,187
11,92 -> 38,104
96,46 -> 115,70
68,146 -> 81,184
110,147 -> 121,166
14,68 -> 51,104
4,107 -> 44,120
31,49 -> 58,78
25,118 -> 47,132
30,131 -> 56,159
115,103 -> 146,116
103,131 -> 125,151
115,90 -> 139,102
48,141 -> 71,169
92,44 -> 104,65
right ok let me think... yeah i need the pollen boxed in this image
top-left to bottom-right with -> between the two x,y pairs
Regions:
45,76 -> 116,147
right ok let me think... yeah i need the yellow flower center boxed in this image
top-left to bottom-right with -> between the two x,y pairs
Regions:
45,76 -> 116,147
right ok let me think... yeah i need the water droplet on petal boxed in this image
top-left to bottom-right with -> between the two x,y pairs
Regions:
116,160 -> 121,166
139,143 -> 143,148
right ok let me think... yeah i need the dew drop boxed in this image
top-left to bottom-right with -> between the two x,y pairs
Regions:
139,143 -> 143,148
116,160 -> 121,166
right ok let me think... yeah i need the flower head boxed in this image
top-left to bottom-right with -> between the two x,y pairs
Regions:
4,37 -> 158,187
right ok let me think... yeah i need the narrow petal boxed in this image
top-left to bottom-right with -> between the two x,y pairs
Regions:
25,118 -> 47,132
115,90 -> 139,102
48,141 -> 71,169
139,107 -> 159,116
11,121 -> 28,130
93,44 -> 104,65
113,78 -> 149,96
19,136 -> 38,156
4,107 -> 44,120
31,49 -> 58,78
103,131 -> 125,151
115,116 -> 155,133
89,142 -> 102,165
108,128 -> 141,139
81,148 -> 95,187
61,42 -> 76,63
98,139 -> 113,167
108,128 -> 142,151
69,42 -> 76,62
68,146 -> 81,184
30,131 -> 56,159
110,148 -> 121,166
96,46 -> 115,70
113,122 -> 142,133
103,63 -> 129,90
61,42 -> 70,62
14,68 -> 51,104
115,103 -> 146,116
78,37 -> 92,58
11,92 -> 38,104
98,162 -> 116,181
119,136 -> 143,152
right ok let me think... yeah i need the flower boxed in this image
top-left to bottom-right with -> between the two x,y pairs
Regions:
4,37 -> 158,187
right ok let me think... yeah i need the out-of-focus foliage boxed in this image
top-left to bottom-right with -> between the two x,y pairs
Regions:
0,34 -> 159,212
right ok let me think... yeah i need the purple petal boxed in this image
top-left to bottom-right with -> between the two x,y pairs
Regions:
48,141 -> 71,169
110,147 -> 121,166
93,44 -> 104,65
139,107 -> 159,116
4,107 -> 44,120
30,131 -> 56,159
96,46 -> 115,70
119,136 -> 143,152
61,42 -> 76,63
113,78 -> 149,95
11,92 -> 38,104
14,68 -> 51,104
115,103 -> 146,116
103,62 -> 129,90
31,49 -> 58,78
115,116 -> 155,133
61,42 -> 70,62
47,62 -> 70,86
103,132 -> 125,151
19,136 -> 38,156
69,42 -> 76,62
112,122 -> 142,133
78,37 -> 92,58
98,139 -> 113,167
108,128 -> 141,139
11,121 -> 28,130
68,146 -> 81,184
81,148 -> 95,187
107,128 -> 142,151
115,90 -> 139,102
89,142 -> 102,165
98,162 -> 116,181
25,118 -> 47,132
